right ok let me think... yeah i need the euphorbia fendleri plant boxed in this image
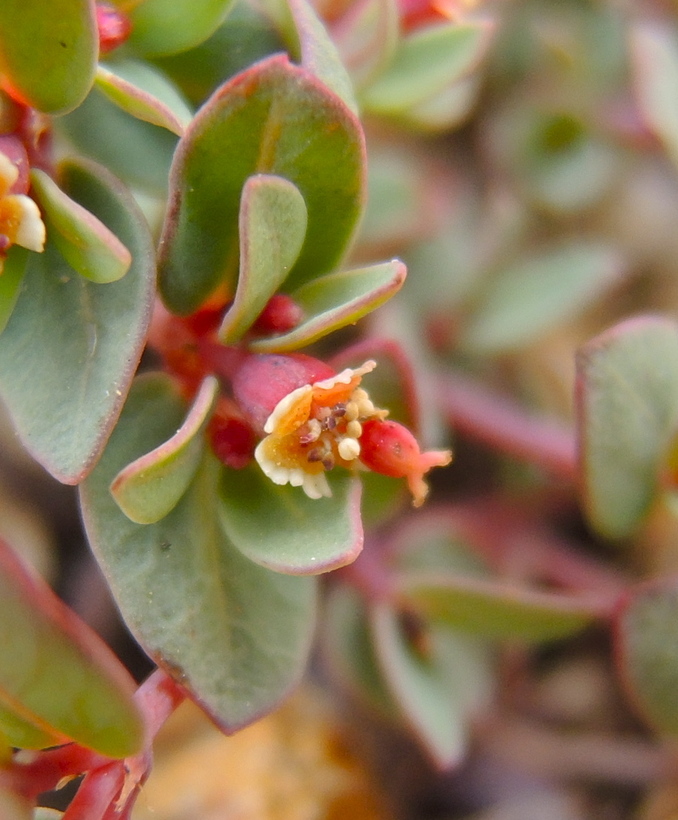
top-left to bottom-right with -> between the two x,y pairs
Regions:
5,0 -> 678,817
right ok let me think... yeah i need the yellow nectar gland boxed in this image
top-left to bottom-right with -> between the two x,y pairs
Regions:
254,361 -> 387,499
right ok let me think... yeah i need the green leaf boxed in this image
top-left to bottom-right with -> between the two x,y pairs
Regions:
94,60 -> 193,136
401,75 -> 480,132
397,572 -> 601,641
0,700 -> 57,750
80,374 -> 317,731
250,259 -> 406,352
361,20 -> 492,115
576,316 -> 678,539
0,538 -> 144,756
0,159 -> 155,483
370,603 -> 492,767
30,168 -> 131,284
322,586 -> 399,720
158,54 -> 365,313
111,377 -> 218,525
60,86 -> 179,196
219,174 -> 308,344
218,464 -> 363,574
615,579 -> 678,736
0,247 -> 28,336
124,0 -> 236,57
461,242 -> 623,354
288,0 -> 359,115
631,22 -> 678,171
0,0 -> 96,114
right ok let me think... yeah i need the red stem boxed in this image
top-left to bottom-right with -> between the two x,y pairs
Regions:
61,763 -> 125,820
437,370 -> 578,480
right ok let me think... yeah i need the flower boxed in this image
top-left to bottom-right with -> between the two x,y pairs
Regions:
254,359 -> 387,499
238,354 -> 451,504
0,150 -> 45,271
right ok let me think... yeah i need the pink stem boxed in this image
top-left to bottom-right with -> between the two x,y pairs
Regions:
437,371 -> 577,480
61,763 -> 125,820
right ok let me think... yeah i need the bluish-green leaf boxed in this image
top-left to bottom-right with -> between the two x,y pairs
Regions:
81,374 -> 317,731
615,578 -> 678,736
576,316 -> 678,539
0,247 -> 28,336
397,573 -> 601,641
95,60 -> 193,136
218,464 -> 363,574
462,242 -> 623,354
370,603 -> 492,768
219,174 -> 307,343
111,377 -> 218,525
0,159 -> 155,483
124,0 -> 236,57
0,538 -> 144,756
0,0 -> 96,114
361,20 -> 492,115
60,87 -> 178,195
158,54 -> 365,313
250,259 -> 406,352
30,168 -> 131,284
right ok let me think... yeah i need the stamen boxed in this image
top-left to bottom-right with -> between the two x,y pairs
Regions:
346,420 -> 362,438
338,437 -> 361,461
321,454 -> 335,471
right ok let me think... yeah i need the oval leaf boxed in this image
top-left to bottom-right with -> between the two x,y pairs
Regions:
576,316 -> 678,539
218,463 -> 363,574
0,538 -> 144,756
615,579 -> 678,736
0,0 -> 96,114
94,62 -> 192,136
250,259 -> 406,352
332,0 -> 399,90
0,246 -> 28,336
462,242 -> 623,354
0,159 -> 155,483
370,603 -> 492,768
219,174 -> 308,343
361,20 -> 492,115
398,572 -> 602,641
80,374 -> 317,732
125,0 -> 236,57
111,376 -> 218,524
30,167 -> 131,284
158,54 -> 366,313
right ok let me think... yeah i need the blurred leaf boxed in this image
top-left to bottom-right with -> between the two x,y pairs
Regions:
95,60 -> 193,136
288,0 -> 359,114
397,572 -> 600,641
0,0 -> 96,114
123,0 -> 236,57
0,159 -> 155,483
0,247 -> 28,336
616,578 -> 678,736
251,260 -> 406,352
401,75 -> 480,131
111,376 -> 218,525
632,22 -> 678,171
0,538 -> 143,756
462,242 -> 623,353
332,0 -> 399,90
159,54 -> 365,313
30,167 -> 131,284
218,464 -> 363,574
219,174 -> 308,343
60,87 -> 178,195
152,1 -> 284,106
0,700 -> 57,750
361,20 -> 492,115
577,316 -> 678,539
322,585 -> 399,720
81,374 -> 317,732
371,603 -> 492,767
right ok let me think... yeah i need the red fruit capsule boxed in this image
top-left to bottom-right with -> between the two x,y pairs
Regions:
96,4 -> 132,54
359,419 -> 452,506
